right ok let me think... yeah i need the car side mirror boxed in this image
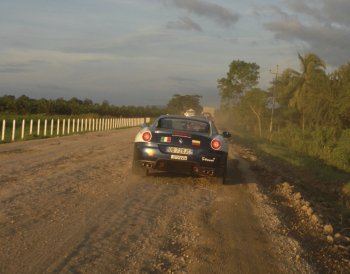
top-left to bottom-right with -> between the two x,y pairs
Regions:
222,131 -> 231,138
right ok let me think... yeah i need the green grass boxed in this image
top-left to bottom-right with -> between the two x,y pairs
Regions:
232,131 -> 350,184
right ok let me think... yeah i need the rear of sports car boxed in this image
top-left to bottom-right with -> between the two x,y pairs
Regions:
132,116 -> 228,179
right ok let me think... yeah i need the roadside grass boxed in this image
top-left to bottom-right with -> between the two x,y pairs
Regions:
232,131 -> 350,184
231,131 -> 350,227
1,115 -> 82,143
0,114 -> 141,144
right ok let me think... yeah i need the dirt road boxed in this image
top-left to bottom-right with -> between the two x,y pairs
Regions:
0,128 -> 313,273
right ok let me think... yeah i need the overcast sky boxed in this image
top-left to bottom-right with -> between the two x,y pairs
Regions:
0,0 -> 349,107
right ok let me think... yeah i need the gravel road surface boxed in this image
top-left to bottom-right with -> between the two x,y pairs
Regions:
0,128 -> 313,273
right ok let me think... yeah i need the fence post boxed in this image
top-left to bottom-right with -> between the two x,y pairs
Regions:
72,119 -> 75,133
81,118 -> 84,132
30,119 -> 33,135
67,119 -> 70,135
62,119 -> 66,135
57,119 -> 60,136
92,118 -> 95,131
12,120 -> 16,141
85,118 -> 88,131
37,119 -> 40,136
1,120 -> 5,142
77,119 -> 80,133
50,119 -> 54,136
21,119 -> 25,140
44,119 -> 47,137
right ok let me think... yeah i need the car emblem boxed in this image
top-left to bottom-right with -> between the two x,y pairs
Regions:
178,138 -> 183,144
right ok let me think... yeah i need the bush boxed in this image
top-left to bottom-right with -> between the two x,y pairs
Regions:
272,125 -> 349,173
330,129 -> 350,172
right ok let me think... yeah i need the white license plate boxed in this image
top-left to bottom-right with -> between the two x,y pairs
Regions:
166,147 -> 193,155
171,155 -> 188,161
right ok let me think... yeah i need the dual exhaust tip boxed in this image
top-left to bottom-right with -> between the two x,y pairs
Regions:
142,162 -> 214,176
202,169 -> 214,176
192,166 -> 214,176
142,162 -> 153,168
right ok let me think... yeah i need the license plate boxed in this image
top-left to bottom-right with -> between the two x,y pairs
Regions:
171,155 -> 188,161
166,147 -> 193,155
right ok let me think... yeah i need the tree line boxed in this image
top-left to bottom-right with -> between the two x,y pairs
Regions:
217,54 -> 350,172
0,95 -> 165,117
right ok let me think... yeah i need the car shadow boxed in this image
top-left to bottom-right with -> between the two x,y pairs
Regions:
223,159 -> 246,185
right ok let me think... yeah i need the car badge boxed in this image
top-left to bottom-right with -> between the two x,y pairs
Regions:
178,138 -> 183,144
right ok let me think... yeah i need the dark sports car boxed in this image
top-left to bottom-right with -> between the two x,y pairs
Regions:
132,115 -> 231,182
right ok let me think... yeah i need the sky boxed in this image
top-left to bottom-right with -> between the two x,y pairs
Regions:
0,0 -> 349,107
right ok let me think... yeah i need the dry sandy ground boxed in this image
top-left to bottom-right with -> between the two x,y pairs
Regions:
0,128 -> 314,273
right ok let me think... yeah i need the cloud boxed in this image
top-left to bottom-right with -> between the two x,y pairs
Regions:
167,17 -> 202,31
287,0 -> 350,27
0,60 -> 47,74
163,0 -> 239,27
263,0 -> 350,67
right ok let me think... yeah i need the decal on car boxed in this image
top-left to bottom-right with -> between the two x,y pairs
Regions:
202,156 -> 216,162
161,136 -> 171,142
192,140 -> 201,146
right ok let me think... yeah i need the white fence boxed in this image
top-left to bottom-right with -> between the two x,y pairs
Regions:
1,117 -> 151,143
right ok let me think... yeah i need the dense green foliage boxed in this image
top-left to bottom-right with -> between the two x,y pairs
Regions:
166,94 -> 203,115
217,54 -> 350,173
0,95 -> 165,117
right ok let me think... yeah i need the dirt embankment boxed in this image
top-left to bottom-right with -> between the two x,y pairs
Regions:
232,143 -> 350,273
0,127 -> 343,273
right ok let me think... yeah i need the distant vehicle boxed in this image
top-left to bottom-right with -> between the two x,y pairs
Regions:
132,115 -> 231,183
202,106 -> 215,117
202,112 -> 214,121
184,109 -> 196,117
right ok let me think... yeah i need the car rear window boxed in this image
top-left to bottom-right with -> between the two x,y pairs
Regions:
158,118 -> 210,133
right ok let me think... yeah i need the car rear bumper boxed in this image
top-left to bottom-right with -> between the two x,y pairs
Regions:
133,143 -> 227,176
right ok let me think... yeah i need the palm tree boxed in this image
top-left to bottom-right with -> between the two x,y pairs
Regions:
288,53 -> 326,131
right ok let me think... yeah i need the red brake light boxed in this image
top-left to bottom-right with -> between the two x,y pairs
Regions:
142,131 -> 152,142
211,139 -> 221,150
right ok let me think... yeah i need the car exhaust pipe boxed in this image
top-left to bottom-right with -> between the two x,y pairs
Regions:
142,163 -> 153,168
208,170 -> 214,176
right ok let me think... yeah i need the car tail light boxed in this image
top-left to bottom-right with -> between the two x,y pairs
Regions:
211,139 -> 221,150
142,131 -> 152,142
